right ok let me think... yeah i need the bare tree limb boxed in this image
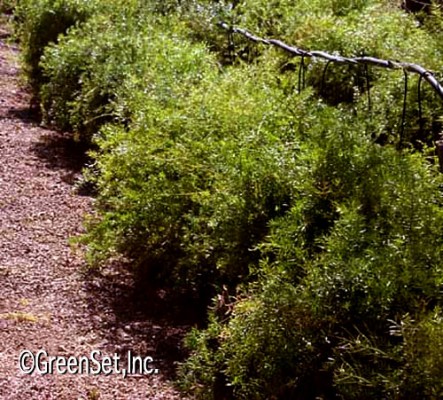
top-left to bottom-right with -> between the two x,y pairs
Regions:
219,22 -> 443,101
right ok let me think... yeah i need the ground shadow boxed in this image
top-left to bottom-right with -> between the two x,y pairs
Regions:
5,78 -> 206,381
7,105 -> 40,123
5,101 -> 90,174
30,130 -> 91,173
4,102 -> 97,195
82,261 -> 209,380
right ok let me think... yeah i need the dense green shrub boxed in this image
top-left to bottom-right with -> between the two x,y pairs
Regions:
14,0 -> 443,398
82,61 -> 309,289
14,0 -> 99,94
39,7 -> 192,139
206,1 -> 443,142
18,0 -> 443,143
0,0 -> 17,14
36,1 -> 220,139
179,114 -> 443,399
14,0 -> 178,102
180,279 -> 331,399
398,311 -> 443,398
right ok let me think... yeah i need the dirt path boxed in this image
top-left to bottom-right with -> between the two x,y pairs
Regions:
0,23 -> 189,400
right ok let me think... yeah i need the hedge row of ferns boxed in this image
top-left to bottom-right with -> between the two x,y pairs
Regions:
11,0 -> 443,398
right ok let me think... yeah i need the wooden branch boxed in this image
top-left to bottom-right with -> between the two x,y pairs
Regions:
219,22 -> 443,101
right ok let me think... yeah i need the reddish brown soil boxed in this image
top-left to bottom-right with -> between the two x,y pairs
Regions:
0,22 -> 192,399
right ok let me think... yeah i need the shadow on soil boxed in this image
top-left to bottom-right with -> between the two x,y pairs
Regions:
82,262 -> 209,380
12,99 -> 205,381
6,104 -> 90,175
30,131 -> 90,173
7,104 -> 40,122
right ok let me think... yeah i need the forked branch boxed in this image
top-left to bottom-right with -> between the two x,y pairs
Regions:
219,22 -> 443,101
